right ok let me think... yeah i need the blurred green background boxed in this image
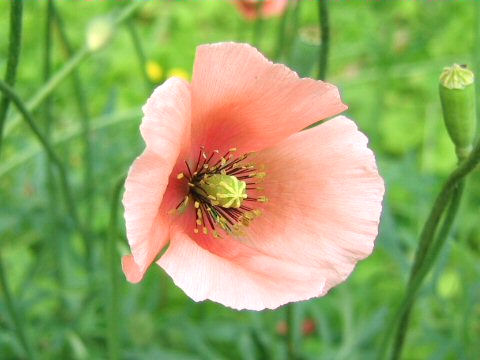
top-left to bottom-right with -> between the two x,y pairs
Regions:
0,1 -> 479,359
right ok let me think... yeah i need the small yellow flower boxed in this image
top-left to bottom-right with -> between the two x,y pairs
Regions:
146,61 -> 163,83
167,68 -> 190,80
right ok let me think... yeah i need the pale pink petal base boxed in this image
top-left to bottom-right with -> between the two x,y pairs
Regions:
157,221 -> 327,310
156,116 -> 384,310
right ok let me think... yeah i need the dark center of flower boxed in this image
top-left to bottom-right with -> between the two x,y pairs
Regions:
171,147 -> 267,238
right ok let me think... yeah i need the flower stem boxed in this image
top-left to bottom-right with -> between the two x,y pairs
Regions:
286,303 -> 297,360
0,79 -> 87,262
4,1 -> 144,137
0,255 -> 35,359
126,20 -> 151,89
381,143 -> 480,359
317,0 -> 330,81
253,2 -> 265,49
0,0 -> 23,156
274,5 -> 289,61
285,0 -> 302,64
390,181 -> 465,360
106,176 -> 125,360
52,2 -> 95,271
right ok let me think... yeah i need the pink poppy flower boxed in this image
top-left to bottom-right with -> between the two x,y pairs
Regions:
233,0 -> 289,20
122,42 -> 384,311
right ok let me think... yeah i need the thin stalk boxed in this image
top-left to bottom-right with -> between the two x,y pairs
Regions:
252,2 -> 265,48
380,142 -> 480,359
0,3 -> 33,358
390,181 -> 465,360
0,255 -> 35,359
286,303 -> 296,360
317,0 -> 330,81
474,1 -> 480,127
52,3 -> 95,270
0,0 -> 23,155
4,1 -> 144,137
273,5 -> 289,61
0,80 -> 87,258
126,21 -> 151,89
106,176 -> 125,360
43,0 -> 67,317
285,0 -> 302,64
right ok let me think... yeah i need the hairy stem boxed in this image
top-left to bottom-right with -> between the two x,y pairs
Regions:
381,143 -> 480,359
4,1 -> 144,137
0,80 -> 87,259
126,21 -> 151,89
317,0 -> 330,81
390,181 -> 465,359
0,0 -> 23,155
52,3 -> 95,270
286,303 -> 296,360
0,255 -> 35,359
106,176 -> 125,360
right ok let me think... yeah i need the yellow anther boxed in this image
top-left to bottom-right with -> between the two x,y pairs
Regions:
255,172 -> 266,179
221,158 -> 227,166
194,228 -> 199,234
229,147 -> 237,152
244,212 -> 255,220
196,219 -> 202,225
203,227 -> 208,234
188,183 -> 195,187
194,201 -> 200,209
257,196 -> 268,203
203,164 -> 209,169
220,169 -> 227,175
177,172 -> 184,179
208,195 -> 217,200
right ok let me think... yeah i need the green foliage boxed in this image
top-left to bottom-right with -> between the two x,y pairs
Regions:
0,1 -> 479,359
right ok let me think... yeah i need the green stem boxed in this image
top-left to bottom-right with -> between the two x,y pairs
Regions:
317,0 -> 330,81
0,254 -> 35,359
273,5 -> 289,61
390,181 -> 465,360
126,21 -> 151,89
52,3 -> 95,270
0,80 -> 86,255
286,303 -> 296,360
285,0 -> 301,64
106,176 -> 125,360
252,2 -> 265,49
474,1 -> 480,127
43,0 -> 67,318
0,0 -> 23,155
4,1 -> 144,137
381,142 -> 480,359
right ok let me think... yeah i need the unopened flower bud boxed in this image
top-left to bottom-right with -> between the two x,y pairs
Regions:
86,17 -> 114,52
439,64 -> 477,159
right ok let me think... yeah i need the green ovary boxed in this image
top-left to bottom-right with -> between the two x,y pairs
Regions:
199,174 -> 247,208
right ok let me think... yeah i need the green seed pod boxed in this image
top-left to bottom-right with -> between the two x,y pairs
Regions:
199,174 -> 247,209
439,64 -> 477,159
